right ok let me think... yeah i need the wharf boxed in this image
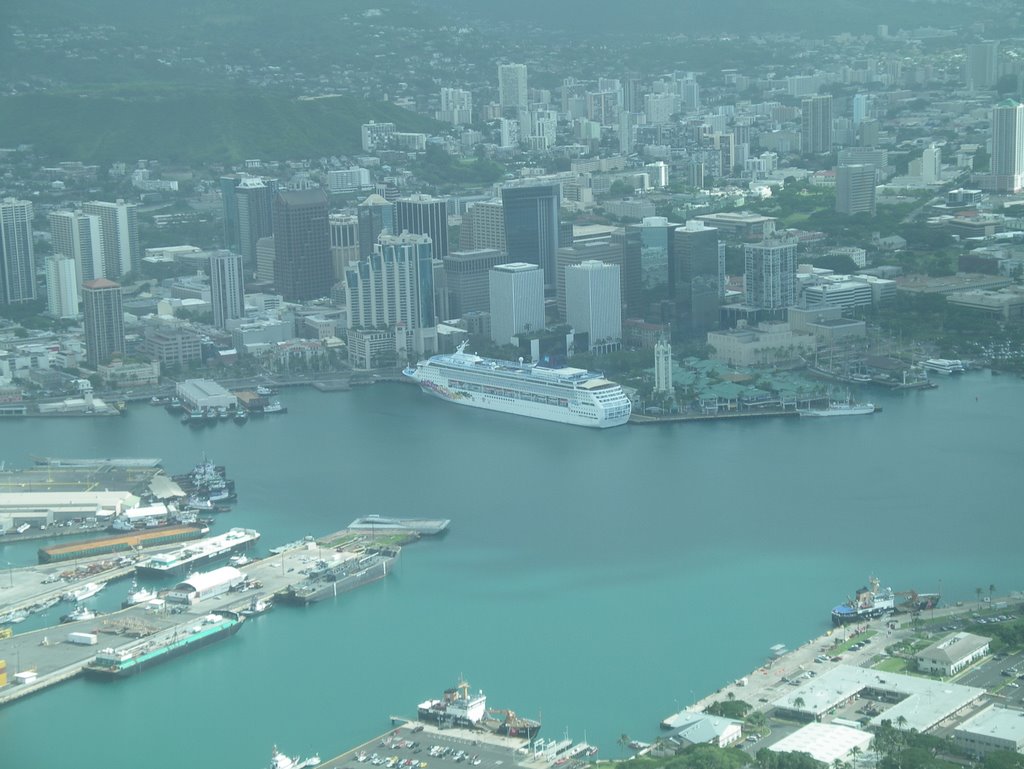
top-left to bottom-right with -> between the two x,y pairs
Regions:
312,721 -> 587,769
630,409 -> 799,424
347,516 -> 451,536
0,531 -> 408,705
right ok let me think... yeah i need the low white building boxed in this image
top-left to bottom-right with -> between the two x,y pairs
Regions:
769,723 -> 872,765
954,705 -> 1024,757
167,566 -> 245,604
176,379 -> 238,410
916,632 -> 990,676
660,710 -> 743,749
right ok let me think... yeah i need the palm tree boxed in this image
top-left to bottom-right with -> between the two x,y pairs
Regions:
976,587 -> 983,607
793,696 -> 806,712
989,584 -> 996,603
849,745 -> 862,769
896,715 -> 908,731
617,734 -> 630,757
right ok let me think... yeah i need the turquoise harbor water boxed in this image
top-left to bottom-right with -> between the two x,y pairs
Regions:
0,373 -> 1022,768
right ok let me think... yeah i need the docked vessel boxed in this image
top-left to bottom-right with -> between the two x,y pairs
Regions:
831,576 -> 896,625
62,582 -> 103,602
921,358 -> 965,374
268,745 -> 321,768
122,580 -> 158,608
798,399 -> 875,417
83,613 -> 244,678
418,680 -> 542,740
276,552 -> 393,605
60,606 -> 98,623
263,401 -> 287,414
39,525 -> 210,564
404,342 -> 631,428
135,528 -> 260,577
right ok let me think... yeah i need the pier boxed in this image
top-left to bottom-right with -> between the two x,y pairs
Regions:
0,525 -> 424,706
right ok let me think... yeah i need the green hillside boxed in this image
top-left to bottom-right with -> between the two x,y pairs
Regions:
0,90 -> 441,165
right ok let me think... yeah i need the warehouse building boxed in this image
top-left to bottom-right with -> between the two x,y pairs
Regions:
167,566 -> 245,604
916,632 -> 990,676
954,706 -> 1024,757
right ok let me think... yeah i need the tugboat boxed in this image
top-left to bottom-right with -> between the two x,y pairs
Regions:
122,579 -> 158,608
60,606 -> 98,624
233,408 -> 249,424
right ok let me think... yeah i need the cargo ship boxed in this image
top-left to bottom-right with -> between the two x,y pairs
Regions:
418,680 -> 542,740
404,341 -> 631,428
276,552 -> 393,605
831,576 -> 895,624
39,525 -> 209,564
135,527 -> 260,577
83,613 -> 244,679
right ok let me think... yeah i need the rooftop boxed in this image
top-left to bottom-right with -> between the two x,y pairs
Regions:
918,632 -> 990,664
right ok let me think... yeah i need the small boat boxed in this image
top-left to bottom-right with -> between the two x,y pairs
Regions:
60,606 -> 98,624
0,610 -> 28,625
256,385 -> 275,396
233,409 -> 249,424
122,580 -> 158,608
218,407 -> 231,420
62,582 -> 103,602
241,595 -> 273,617
268,745 -> 321,768
229,554 -> 251,567
263,401 -> 287,414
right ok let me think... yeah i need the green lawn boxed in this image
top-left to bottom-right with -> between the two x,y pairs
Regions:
873,657 -> 908,673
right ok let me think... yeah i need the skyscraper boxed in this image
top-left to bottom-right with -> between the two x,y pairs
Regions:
395,194 -> 450,258
459,200 -> 506,252
329,213 -> 360,281
0,197 -> 36,305
234,177 -> 275,267
345,232 -> 436,355
255,236 -> 276,284
44,255 -> 79,319
81,199 -> 140,279
743,239 -> 798,311
801,95 -> 833,154
209,250 -> 245,329
220,174 -> 242,252
501,183 -> 561,289
443,249 -> 503,317
670,221 -> 724,338
989,99 -> 1024,194
565,260 -> 622,353
555,239 -> 624,320
488,262 -> 545,346
82,278 -> 125,368
835,164 -> 877,215
356,194 -> 395,258
498,63 -> 528,118
49,209 -> 102,286
921,144 -> 942,185
966,42 -> 998,91
272,189 -> 334,302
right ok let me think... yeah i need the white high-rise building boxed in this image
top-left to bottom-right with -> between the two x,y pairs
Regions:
644,93 -> 675,125
531,110 -> 558,149
989,99 -> 1024,194
49,209 -> 102,285
654,337 -> 673,394
500,118 -> 520,149
209,251 -> 245,329
565,260 -> 621,352
82,199 -> 139,279
921,144 -> 942,184
488,262 -> 544,346
329,213 -> 360,280
44,255 -> 79,319
327,168 -> 371,194
0,197 -> 36,304
439,88 -> 473,125
498,63 -> 528,118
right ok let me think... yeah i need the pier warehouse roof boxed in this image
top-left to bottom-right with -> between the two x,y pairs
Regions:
168,566 -> 244,604
772,665 -> 984,732
953,705 -> 1024,757
175,379 -> 238,410
661,711 -> 742,748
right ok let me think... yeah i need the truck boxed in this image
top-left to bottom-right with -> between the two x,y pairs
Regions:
67,632 -> 98,645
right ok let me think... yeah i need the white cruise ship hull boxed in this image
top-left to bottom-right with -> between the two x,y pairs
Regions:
404,358 -> 631,429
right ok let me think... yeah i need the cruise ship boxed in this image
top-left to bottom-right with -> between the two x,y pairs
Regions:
135,528 -> 260,577
404,342 -> 632,428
